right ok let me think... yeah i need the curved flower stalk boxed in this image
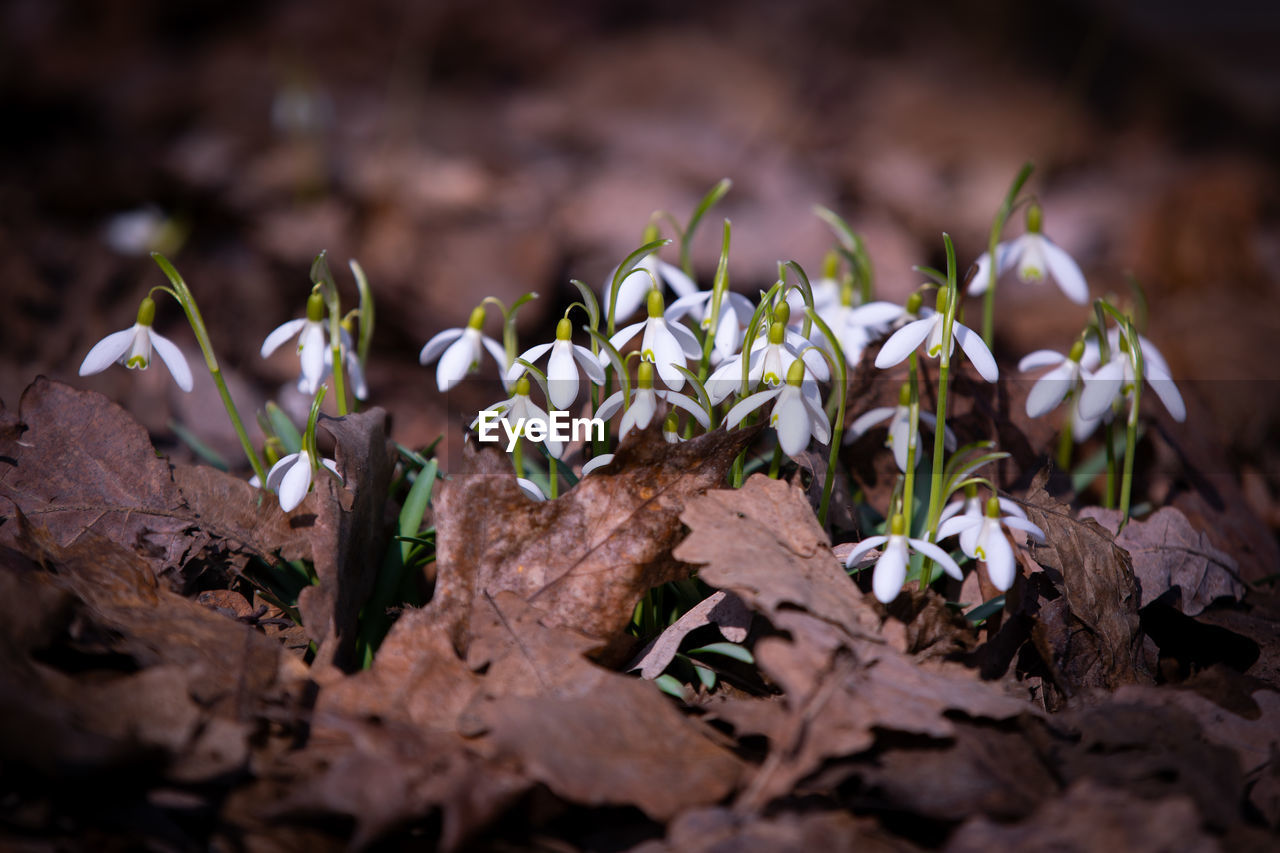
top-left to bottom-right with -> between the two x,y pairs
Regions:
79,296 -> 194,392
846,384 -> 956,472
937,496 -> 1045,591
325,326 -> 368,401
665,289 -> 755,362
724,359 -> 830,457
603,240 -> 699,326
873,290 -> 999,383
970,203 -> 1089,306
1078,327 -> 1185,423
706,320 -> 828,404
596,362 -> 709,440
845,514 -> 964,604
420,305 -> 508,393
603,289 -> 701,392
509,317 -> 606,411
261,290 -> 328,394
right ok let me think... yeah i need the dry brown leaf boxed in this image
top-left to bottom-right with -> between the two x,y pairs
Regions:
627,590 -> 753,679
643,806 -> 911,853
428,422 -> 756,663
1081,505 -> 1244,615
1021,471 -> 1150,694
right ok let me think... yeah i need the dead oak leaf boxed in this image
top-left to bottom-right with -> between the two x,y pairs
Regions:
429,422 -> 757,664
1080,505 -> 1244,615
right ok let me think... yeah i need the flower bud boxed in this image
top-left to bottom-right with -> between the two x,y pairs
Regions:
767,321 -> 786,346
986,496 -> 1001,518
1026,202 -> 1043,235
773,300 -> 790,327
467,305 -> 487,331
785,357 -> 807,387
136,296 -> 156,327
905,292 -> 923,316
555,316 -> 573,340
1069,339 -> 1086,363
646,288 -> 665,318
515,374 -> 531,397
890,514 -> 905,536
306,291 -> 326,323
637,360 -> 655,389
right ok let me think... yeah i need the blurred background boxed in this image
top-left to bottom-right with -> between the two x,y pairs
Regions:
2,0 -> 1277,510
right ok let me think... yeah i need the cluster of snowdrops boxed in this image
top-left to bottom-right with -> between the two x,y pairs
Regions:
77,169 -> 1185,607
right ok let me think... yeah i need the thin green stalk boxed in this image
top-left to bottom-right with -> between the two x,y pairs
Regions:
1103,421 -> 1117,509
513,436 -> 524,480
1119,320 -> 1143,529
803,308 -> 847,528
767,443 -> 784,479
1056,403 -> 1075,471
903,356 -> 920,536
923,236 -> 959,540
150,253 -> 267,484
981,162 -> 1034,348
549,455 -> 559,500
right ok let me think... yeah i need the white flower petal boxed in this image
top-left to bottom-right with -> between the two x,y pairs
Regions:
670,320 -> 703,360
299,323 -> 327,392
546,342 -> 580,410
1003,516 -> 1045,542
937,515 -> 981,541
724,387 -> 781,428
666,390 -> 711,428
772,390 -> 811,456
1144,362 -> 1186,422
265,452 -> 299,493
79,327 -> 137,377
482,335 -> 510,378
516,478 -> 547,501
968,250 -> 993,295
803,395 -> 831,446
147,329 -> 194,392
261,318 -> 308,358
1018,349 -> 1067,372
875,317 -> 936,369
706,357 -> 744,405
604,267 -> 652,323
872,538 -> 910,603
1041,237 -> 1090,304
507,343 -> 553,383
277,454 -> 314,512
665,290 -> 710,323
1078,359 -> 1125,420
845,301 -> 904,328
1025,361 -> 1074,418
602,321 -> 646,368
595,389 -> 627,422
581,454 -> 615,476
648,325 -> 689,390
844,535 -> 888,568
657,259 -> 699,298
982,529 -> 1017,591
953,321 -> 999,382
847,407 -> 895,440
419,327 -> 464,365
437,334 -> 477,392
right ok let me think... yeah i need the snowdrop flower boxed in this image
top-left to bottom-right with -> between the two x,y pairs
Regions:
509,317 -> 606,410
846,384 -> 956,472
937,496 -> 1045,591
707,320 -> 829,404
265,449 -> 340,512
814,293 -> 902,369
1018,339 -> 1104,441
845,514 -> 965,604
474,375 -> 565,458
596,362 -> 709,440
420,305 -> 508,393
1078,329 -> 1185,422
79,296 -> 194,391
603,289 -> 701,392
874,290 -> 998,383
665,289 -> 755,361
970,204 -> 1088,305
603,248 -> 699,324
261,291 -> 329,394
724,359 -> 831,457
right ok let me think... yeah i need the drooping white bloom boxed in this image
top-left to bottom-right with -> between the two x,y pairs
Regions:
970,205 -> 1089,305
509,317 -> 606,410
265,449 -> 340,512
874,294 -> 998,383
937,496 -> 1045,591
724,359 -> 831,457
603,289 -> 701,392
474,375 -> 566,458
1077,328 -> 1185,423
707,320 -> 829,404
79,296 -> 194,392
811,297 -> 899,369
420,305 -> 508,393
845,385 -> 956,472
603,251 -> 700,325
1018,340 -> 1103,441
845,515 -> 965,604
261,291 -> 329,394
596,362 -> 708,440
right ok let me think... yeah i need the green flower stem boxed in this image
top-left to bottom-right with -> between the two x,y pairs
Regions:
327,310 -> 348,416
981,162 -> 1034,348
512,435 -> 524,480
549,455 -> 560,500
924,236 -> 960,542
1055,400 -> 1075,471
805,308 -> 847,529
767,443 -> 784,479
1119,320 -> 1144,529
1103,420 -> 1117,509
903,355 -> 920,536
150,253 -> 267,484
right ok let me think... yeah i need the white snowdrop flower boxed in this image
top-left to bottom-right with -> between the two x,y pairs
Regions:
845,514 -> 965,604
603,250 -> 699,324
265,449 -> 340,512
596,362 -> 709,440
474,375 -> 565,458
724,359 -> 831,457
261,291 -> 330,395
707,320 -> 828,405
874,291 -> 998,383
420,305 -> 508,393
1078,328 -> 1185,423
845,384 -> 956,472
79,296 -> 194,392
937,496 -> 1045,591
970,204 -> 1089,305
508,317 -> 606,410
603,289 -> 701,392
